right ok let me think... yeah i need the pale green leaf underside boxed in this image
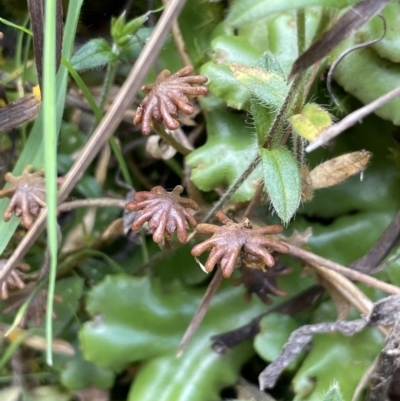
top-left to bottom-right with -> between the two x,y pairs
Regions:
227,0 -> 359,27
230,63 -> 288,109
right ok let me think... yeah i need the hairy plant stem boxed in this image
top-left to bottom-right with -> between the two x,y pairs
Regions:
296,9 -> 306,55
202,74 -> 304,224
292,9 -> 306,166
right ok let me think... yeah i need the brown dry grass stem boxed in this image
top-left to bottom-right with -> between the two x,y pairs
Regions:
177,268 -> 223,356
303,262 -> 389,337
162,0 -> 192,67
288,244 -> 400,295
57,198 -> 126,212
306,84 -> 400,152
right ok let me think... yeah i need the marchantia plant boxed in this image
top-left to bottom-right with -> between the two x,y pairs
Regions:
0,1 -> 400,401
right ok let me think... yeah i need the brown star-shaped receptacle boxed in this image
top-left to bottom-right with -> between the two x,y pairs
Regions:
133,66 -> 208,135
0,259 -> 31,300
125,185 -> 199,244
0,165 -> 46,229
191,212 -> 289,278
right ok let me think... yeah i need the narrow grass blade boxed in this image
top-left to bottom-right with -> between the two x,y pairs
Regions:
43,0 -> 59,365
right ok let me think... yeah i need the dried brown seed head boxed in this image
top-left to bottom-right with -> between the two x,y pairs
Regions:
133,66 -> 208,135
0,165 -> 46,229
309,150 -> 371,189
0,260 -> 30,300
191,211 -> 289,278
125,185 -> 199,244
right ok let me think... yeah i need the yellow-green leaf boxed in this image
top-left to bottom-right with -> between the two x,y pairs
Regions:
290,103 -> 332,141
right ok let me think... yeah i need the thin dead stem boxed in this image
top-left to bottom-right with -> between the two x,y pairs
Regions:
177,268 -> 223,356
288,244 -> 400,295
57,198 -> 126,212
308,262 -> 373,316
307,262 -> 389,338
306,85 -> 400,152
162,0 -> 192,67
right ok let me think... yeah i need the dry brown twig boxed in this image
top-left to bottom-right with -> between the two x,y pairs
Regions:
177,268 -> 222,357
162,0 -> 192,67
287,244 -> 400,295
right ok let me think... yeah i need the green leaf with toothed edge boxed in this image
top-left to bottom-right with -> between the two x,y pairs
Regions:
291,301 -> 382,401
80,275 -> 266,401
71,39 -> 116,70
79,261 -> 312,401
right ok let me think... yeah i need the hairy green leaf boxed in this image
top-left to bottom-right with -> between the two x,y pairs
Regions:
289,103 -> 333,142
251,102 -> 274,146
261,147 -> 301,224
71,39 -> 116,70
230,63 -> 289,109
258,51 -> 286,77
200,36 -> 262,110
